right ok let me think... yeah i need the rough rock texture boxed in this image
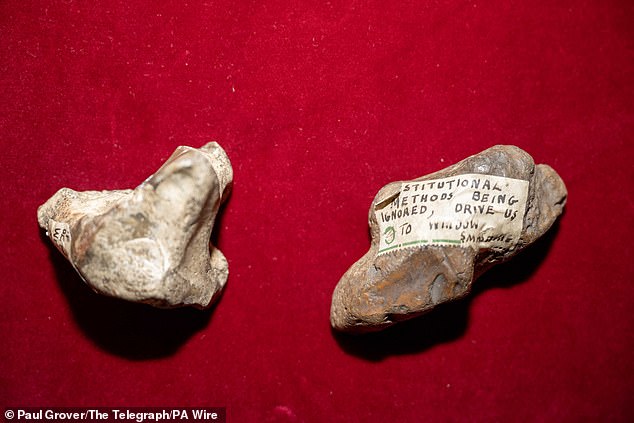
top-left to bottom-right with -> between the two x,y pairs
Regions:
38,142 -> 233,308
331,145 -> 567,333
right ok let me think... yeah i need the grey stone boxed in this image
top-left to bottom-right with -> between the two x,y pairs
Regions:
331,145 -> 567,333
38,142 -> 232,308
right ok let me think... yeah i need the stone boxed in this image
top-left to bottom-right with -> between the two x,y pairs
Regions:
330,145 -> 567,333
37,142 -> 233,309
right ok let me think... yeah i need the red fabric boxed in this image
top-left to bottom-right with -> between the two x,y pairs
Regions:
1,1 -> 632,421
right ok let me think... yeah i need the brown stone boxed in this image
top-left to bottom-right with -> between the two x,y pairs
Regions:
330,145 -> 567,333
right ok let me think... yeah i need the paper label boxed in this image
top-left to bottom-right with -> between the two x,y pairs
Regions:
49,220 -> 72,258
376,174 -> 529,255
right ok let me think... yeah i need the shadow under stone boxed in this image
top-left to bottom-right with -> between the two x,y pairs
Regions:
40,229 -> 218,360
333,220 -> 562,361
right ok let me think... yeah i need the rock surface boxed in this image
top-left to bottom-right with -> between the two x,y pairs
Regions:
331,145 -> 567,333
38,142 -> 233,308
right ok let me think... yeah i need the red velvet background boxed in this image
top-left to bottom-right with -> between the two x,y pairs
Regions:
1,1 -> 632,421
